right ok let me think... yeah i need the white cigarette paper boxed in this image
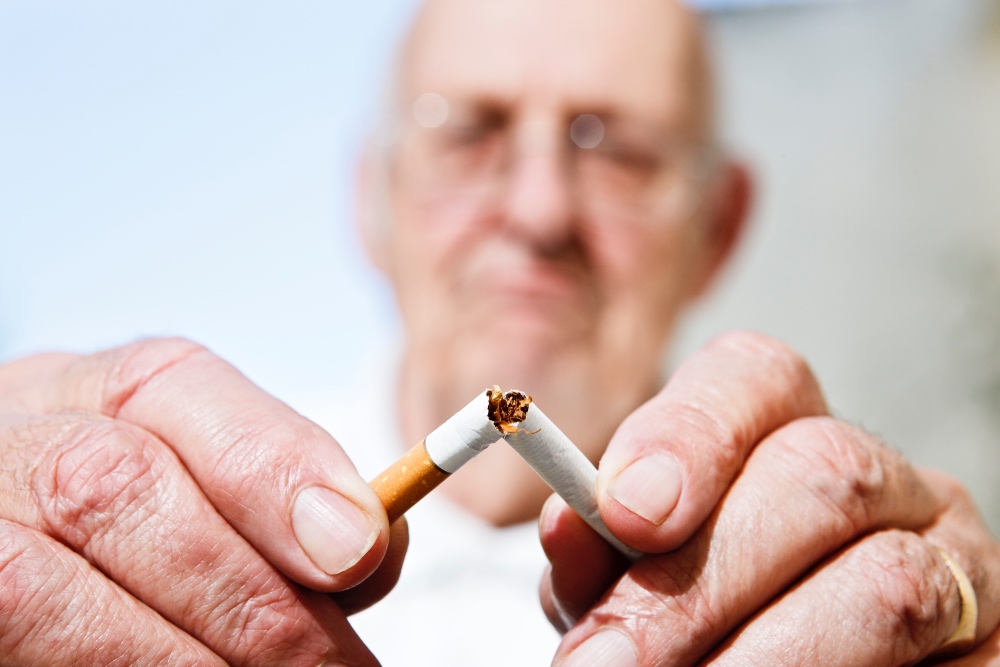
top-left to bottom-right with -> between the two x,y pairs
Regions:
506,404 -> 643,561
424,393 -> 503,472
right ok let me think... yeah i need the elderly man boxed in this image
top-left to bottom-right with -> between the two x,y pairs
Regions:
0,1 -> 998,667
348,1 -> 1000,664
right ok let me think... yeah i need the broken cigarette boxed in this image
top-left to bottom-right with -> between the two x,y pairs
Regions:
369,386 -> 642,560
505,400 -> 643,561
369,392 -> 501,523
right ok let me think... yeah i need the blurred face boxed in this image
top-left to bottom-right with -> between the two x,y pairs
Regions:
373,0 -> 722,424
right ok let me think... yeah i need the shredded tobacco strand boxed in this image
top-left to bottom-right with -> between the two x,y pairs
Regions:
486,385 -> 541,435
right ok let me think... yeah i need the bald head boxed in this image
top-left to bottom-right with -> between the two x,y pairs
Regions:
397,0 -> 715,142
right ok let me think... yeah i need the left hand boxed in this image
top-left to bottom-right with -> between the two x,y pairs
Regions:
539,331 -> 1000,666
0,339 -> 406,666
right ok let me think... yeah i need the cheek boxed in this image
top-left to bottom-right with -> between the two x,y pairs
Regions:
386,196 -> 492,309
585,224 -> 694,304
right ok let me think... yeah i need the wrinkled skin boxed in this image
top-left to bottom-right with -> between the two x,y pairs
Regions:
540,331 -> 1000,666
0,339 -> 407,666
2,0 -> 998,665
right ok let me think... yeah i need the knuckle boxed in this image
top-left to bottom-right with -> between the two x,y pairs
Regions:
0,522 -> 38,609
0,526 -> 36,652
625,550 -> 728,650
97,337 -> 208,415
0,521 -> 192,667
206,418 -> 319,498
772,417 -> 893,533
710,330 -> 816,385
206,576 -> 327,662
0,522 -> 61,652
931,470 -> 976,510
849,531 -> 952,654
33,417 -> 165,548
708,330 -> 825,412
664,399 -> 737,465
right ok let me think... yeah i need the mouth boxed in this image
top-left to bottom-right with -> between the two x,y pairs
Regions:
488,268 -> 579,302
462,260 -> 597,326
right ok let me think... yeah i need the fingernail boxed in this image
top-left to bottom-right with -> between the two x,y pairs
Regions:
607,452 -> 683,525
558,631 -> 638,667
293,486 -> 379,576
551,592 -> 579,631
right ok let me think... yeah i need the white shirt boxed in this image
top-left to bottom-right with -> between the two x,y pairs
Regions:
302,364 -> 561,667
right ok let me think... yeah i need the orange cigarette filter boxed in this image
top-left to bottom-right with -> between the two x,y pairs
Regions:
369,440 -> 449,524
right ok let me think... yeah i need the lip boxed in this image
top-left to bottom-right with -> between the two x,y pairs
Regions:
463,262 -> 594,314
490,270 -> 577,300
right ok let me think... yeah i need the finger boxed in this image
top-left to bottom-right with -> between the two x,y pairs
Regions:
702,530 -> 963,667
0,519 -> 226,667
598,330 -> 828,553
918,468 -> 1000,646
333,518 -> 411,616
539,566 -> 566,633
0,351 -> 76,406
539,494 -> 629,632
1,338 -> 390,591
0,411 -> 380,667
705,486 -> 1000,667
937,623 -> 1000,667
555,417 -> 945,666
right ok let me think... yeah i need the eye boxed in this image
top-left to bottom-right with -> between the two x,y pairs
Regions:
571,116 -> 671,179
593,137 -> 664,175
438,108 -> 507,148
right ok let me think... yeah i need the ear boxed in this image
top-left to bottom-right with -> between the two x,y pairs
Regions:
690,159 -> 753,298
355,142 -> 392,274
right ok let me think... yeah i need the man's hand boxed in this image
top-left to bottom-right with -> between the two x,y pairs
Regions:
0,338 -> 405,666
540,331 -> 1000,666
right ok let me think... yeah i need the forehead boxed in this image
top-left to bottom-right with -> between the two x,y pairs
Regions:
403,0 -> 703,130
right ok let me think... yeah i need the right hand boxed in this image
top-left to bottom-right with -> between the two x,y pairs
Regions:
539,331 -> 1000,666
0,338 -> 406,666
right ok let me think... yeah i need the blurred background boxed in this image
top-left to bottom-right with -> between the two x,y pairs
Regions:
2,0 -> 998,532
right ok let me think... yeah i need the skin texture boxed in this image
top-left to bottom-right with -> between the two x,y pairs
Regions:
1,1 -> 998,665
539,331 -> 1000,666
0,339 -> 407,666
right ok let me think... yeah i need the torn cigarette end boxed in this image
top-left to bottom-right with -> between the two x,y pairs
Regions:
369,440 -> 449,524
368,386 -> 642,560
486,385 -> 540,435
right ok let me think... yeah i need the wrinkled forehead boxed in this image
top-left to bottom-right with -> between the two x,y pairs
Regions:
401,0 -> 710,137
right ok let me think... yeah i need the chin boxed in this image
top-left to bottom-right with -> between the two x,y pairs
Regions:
447,321 -> 589,394
490,305 -> 586,349
477,291 -> 591,337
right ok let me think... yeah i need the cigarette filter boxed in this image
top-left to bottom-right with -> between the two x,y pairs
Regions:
369,392 -> 501,523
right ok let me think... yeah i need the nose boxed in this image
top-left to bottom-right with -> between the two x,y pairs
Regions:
501,122 -> 578,250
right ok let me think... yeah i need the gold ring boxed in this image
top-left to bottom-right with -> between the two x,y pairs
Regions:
932,546 -> 978,656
